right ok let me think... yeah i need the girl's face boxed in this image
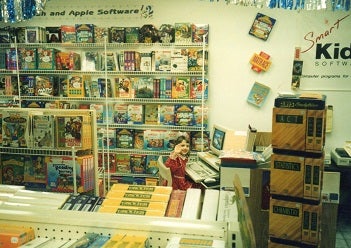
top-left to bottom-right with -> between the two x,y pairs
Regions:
178,140 -> 190,156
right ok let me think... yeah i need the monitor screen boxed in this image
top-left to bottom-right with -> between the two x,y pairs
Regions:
210,124 -> 227,156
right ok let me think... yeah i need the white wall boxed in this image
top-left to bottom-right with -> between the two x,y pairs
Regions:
2,0 -> 350,152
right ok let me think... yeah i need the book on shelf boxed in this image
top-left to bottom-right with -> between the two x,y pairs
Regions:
125,27 -> 140,43
93,26 -> 109,43
98,152 -> 117,173
123,50 -> 137,71
190,76 -> 208,99
153,50 -> 171,71
134,76 -> 154,98
127,104 -> 144,124
32,114 -> 55,148
55,115 -> 84,148
133,129 -> 144,150
171,49 -> 188,72
75,24 -> 95,43
2,109 -> 30,148
35,75 -> 54,96
143,129 -> 165,151
46,155 -> 95,193
153,78 -> 160,98
175,23 -> 192,43
18,47 -> 37,70
116,153 -> 131,173
159,104 -> 175,125
191,131 -> 210,152
145,155 -> 159,173
193,105 -> 208,127
116,128 -> 134,149
56,51 -> 81,70
144,104 -> 160,125
81,51 -> 99,71
159,77 -> 172,99
99,51 -> 118,71
130,154 -> 147,174
97,127 -> 116,149
163,130 -> 178,151
1,154 -> 25,186
187,48 -> 208,71
172,76 -> 190,99
113,103 -> 128,124
67,75 -> 86,97
109,27 -> 125,43
23,155 -> 47,185
115,76 -> 133,98
97,78 -> 113,97
140,52 -> 152,71
60,25 -> 76,43
37,48 -> 58,70
45,26 -> 61,43
174,104 -> 194,126
191,23 -> 209,43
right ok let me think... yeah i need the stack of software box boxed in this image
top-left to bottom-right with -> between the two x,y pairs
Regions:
269,94 -> 326,247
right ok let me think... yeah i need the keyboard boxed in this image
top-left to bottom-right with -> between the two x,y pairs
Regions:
185,160 -> 219,183
197,152 -> 220,171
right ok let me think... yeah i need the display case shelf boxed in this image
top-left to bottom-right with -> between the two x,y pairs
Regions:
0,69 -> 205,76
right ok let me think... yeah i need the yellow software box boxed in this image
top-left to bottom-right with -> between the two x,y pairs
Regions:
272,107 -> 326,152
270,153 -> 305,198
106,190 -> 170,202
99,205 -> 165,216
269,198 -> 302,242
110,184 -> 172,195
272,108 -> 307,151
102,198 -> 168,210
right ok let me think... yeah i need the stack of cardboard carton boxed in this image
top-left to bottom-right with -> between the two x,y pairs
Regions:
269,93 -> 326,247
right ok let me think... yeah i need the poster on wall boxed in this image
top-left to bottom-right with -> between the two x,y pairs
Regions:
298,13 -> 351,90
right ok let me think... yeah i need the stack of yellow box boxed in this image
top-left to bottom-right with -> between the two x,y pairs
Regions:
269,93 -> 326,247
99,184 -> 172,217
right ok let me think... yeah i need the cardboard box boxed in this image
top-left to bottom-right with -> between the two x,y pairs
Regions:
272,108 -> 307,151
269,198 -> 303,242
269,198 -> 321,244
272,106 -> 326,153
270,153 -> 305,198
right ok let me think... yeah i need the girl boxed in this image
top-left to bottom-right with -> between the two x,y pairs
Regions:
165,135 -> 197,190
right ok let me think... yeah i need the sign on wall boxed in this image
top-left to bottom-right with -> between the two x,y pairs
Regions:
299,14 -> 350,90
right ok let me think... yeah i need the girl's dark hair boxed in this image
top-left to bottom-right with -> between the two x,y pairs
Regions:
175,135 -> 190,157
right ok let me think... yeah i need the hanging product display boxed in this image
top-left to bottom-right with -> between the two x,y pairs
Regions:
0,0 -> 47,23
203,0 -> 350,11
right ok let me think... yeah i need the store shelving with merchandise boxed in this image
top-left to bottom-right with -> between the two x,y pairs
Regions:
0,37 -> 209,193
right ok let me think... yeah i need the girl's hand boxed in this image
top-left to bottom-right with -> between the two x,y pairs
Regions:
174,144 -> 182,155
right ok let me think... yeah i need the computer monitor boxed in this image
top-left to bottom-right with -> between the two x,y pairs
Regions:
210,124 -> 228,156
210,124 -> 249,156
